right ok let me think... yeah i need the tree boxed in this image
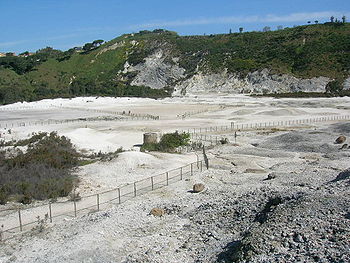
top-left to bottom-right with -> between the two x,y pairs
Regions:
92,39 -> 104,47
229,29 -> 232,34
277,25 -> 283,30
326,79 -> 342,94
19,51 -> 30,57
315,20 -> 319,24
239,27 -> 243,33
83,42 -> 94,51
331,16 -> 334,23
307,21 -> 311,24
262,26 -> 271,32
342,16 -> 346,23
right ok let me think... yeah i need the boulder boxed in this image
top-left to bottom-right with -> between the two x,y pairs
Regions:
193,183 -> 205,193
335,135 -> 346,144
150,208 -> 165,217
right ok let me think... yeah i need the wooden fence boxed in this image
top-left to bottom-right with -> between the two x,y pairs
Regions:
0,160 -> 203,241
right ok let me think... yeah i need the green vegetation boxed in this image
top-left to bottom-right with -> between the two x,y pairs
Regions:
0,24 -> 349,105
0,132 -> 125,204
0,132 -> 79,204
141,131 -> 190,152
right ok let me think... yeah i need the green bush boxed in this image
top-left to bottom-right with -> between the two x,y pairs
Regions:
141,132 -> 190,152
0,186 -> 9,205
0,132 -> 79,204
326,79 -> 343,94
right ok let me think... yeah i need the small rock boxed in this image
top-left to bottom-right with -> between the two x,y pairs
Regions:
340,143 -> 348,150
266,173 -> 277,180
150,208 -> 165,217
335,135 -> 346,144
193,183 -> 205,193
293,233 -> 304,243
9,256 -> 17,262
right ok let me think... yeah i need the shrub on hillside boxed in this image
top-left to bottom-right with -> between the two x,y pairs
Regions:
326,79 -> 343,94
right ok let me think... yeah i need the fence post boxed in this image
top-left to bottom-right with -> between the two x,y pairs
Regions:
134,182 -> 137,197
191,163 -> 193,176
0,225 -> 3,242
200,160 -> 203,172
180,167 -> 183,180
74,199 -> 77,217
49,203 -> 52,223
97,194 -> 100,211
151,177 -> 154,190
117,188 -> 121,204
166,172 -> 169,186
18,209 -> 23,232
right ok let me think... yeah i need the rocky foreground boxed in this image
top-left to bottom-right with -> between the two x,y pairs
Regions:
0,122 -> 349,263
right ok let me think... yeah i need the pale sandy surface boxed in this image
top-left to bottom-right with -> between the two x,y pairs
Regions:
0,120 -> 349,263
1,95 -> 349,151
0,95 -> 349,262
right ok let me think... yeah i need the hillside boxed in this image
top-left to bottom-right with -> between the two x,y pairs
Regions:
0,23 -> 350,104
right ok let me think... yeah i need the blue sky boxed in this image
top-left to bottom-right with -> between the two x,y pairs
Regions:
1,0 -> 349,53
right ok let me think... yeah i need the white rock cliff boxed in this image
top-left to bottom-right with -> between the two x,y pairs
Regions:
122,49 -> 331,96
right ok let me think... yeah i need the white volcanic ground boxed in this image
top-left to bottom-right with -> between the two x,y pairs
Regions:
1,95 -> 349,151
0,95 -> 349,262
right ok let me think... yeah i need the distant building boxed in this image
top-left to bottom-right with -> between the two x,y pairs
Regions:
5,52 -> 16,57
73,46 -> 83,52
18,52 -> 34,57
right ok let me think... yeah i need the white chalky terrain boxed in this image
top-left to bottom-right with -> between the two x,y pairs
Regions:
0,95 -> 349,262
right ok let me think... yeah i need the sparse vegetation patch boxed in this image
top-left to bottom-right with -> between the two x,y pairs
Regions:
0,132 -> 80,204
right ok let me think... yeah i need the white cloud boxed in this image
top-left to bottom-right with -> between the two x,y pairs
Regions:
131,11 -> 350,29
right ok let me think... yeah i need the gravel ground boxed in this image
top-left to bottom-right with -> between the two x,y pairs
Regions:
0,122 -> 349,263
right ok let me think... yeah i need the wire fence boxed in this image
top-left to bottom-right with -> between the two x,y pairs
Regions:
0,105 -> 160,129
184,114 -> 350,146
185,114 -> 350,136
0,115 -> 159,129
0,105 -> 159,120
0,160 -> 203,242
53,106 -> 160,120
